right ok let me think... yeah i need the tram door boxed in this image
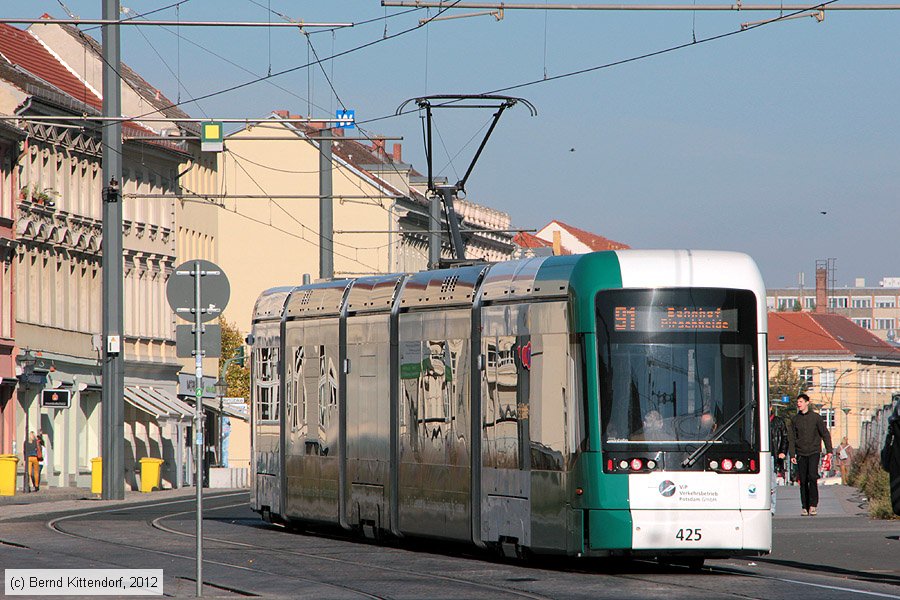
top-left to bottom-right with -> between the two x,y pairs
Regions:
480,303 -> 532,549
345,313 -> 390,532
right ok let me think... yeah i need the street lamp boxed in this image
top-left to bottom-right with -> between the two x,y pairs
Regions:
214,378 -> 228,467
16,350 -> 37,492
825,367 -> 853,434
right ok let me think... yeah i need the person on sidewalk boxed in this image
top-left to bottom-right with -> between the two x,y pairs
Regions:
835,436 -> 854,484
23,431 -> 40,491
790,394 -> 833,516
883,403 -> 900,516
769,406 -> 790,485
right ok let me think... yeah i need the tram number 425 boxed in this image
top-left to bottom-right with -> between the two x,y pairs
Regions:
675,528 -> 703,541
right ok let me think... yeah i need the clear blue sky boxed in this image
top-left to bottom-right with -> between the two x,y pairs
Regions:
4,1 -> 898,288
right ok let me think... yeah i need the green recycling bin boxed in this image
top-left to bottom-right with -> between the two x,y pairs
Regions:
0,454 -> 19,496
139,457 -> 165,493
91,457 -> 102,494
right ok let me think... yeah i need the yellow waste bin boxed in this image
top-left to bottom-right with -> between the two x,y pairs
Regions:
139,458 -> 165,493
90,457 -> 102,495
0,454 -> 19,496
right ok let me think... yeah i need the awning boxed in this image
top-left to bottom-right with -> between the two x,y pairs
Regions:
200,398 -> 249,422
124,386 -> 194,420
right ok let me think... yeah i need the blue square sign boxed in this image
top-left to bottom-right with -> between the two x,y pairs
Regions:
335,109 -> 355,129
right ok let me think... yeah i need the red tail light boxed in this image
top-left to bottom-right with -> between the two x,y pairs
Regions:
630,458 -> 643,471
750,459 -> 757,471
721,458 -> 734,471
607,459 -> 614,471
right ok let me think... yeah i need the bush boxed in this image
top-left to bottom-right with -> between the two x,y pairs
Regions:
848,447 -> 898,520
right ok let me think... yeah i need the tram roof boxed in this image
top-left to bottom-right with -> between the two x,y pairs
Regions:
251,286 -> 296,322
284,279 -> 353,319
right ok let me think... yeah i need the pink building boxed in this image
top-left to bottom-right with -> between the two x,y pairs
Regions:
0,121 -> 21,454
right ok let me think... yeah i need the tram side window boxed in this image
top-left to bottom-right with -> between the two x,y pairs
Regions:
288,345 -> 307,431
255,346 -> 280,422
483,335 -> 520,469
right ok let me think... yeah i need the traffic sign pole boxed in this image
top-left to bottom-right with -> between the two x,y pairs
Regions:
166,259 -> 229,599
193,260 -> 204,597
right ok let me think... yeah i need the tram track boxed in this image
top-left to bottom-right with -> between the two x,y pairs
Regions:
44,492 -> 900,600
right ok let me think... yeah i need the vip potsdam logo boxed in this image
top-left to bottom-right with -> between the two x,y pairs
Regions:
659,480 -> 677,497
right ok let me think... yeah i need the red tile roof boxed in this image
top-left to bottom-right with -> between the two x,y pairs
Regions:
512,231 -> 551,249
542,220 -> 630,251
768,312 -> 900,361
0,22 -> 101,110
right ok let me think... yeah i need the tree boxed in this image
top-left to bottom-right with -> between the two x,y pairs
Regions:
219,317 -> 250,403
768,359 -> 808,415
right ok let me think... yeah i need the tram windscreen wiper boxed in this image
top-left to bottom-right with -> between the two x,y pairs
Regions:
681,400 -> 756,468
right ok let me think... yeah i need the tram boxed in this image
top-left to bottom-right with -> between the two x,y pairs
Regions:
249,250 -> 772,564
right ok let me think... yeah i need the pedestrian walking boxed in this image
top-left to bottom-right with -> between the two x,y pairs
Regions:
789,393 -> 833,516
23,431 -> 40,491
769,406 -> 789,484
835,436 -> 853,484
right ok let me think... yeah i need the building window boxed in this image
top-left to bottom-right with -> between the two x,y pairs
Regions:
851,297 -> 872,308
875,296 -> 896,308
798,368 -> 814,387
829,297 -> 849,309
804,297 -> 816,309
820,369 -> 836,393
820,407 -> 835,429
876,318 -> 894,331
777,297 -> 798,311
766,296 -> 775,309
852,318 -> 872,329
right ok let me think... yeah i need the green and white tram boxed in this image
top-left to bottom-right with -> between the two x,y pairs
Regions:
249,250 -> 771,564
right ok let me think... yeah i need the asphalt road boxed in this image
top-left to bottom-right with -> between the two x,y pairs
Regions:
1,486 -> 898,599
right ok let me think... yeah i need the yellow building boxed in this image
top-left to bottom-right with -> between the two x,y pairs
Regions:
768,311 -> 900,449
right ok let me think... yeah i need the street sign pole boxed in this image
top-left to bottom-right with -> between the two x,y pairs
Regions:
167,259 -> 229,599
193,260 -> 204,598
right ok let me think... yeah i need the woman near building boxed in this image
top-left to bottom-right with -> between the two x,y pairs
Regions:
24,431 -> 40,491
835,436 -> 854,484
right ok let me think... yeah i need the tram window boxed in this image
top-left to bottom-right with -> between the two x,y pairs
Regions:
255,346 -> 280,422
596,288 -> 758,448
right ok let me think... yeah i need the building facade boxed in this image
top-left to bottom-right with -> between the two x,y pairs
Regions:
768,311 -> 900,449
0,21 -> 209,489
767,269 -> 900,344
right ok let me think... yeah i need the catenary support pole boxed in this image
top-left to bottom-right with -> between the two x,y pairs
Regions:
319,129 -> 334,280
101,0 -> 124,502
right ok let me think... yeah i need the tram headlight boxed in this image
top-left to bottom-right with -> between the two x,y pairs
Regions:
630,458 -> 643,471
721,458 -> 734,471
646,459 -> 657,470
735,460 -> 745,471
709,460 -> 719,470
618,460 -> 629,470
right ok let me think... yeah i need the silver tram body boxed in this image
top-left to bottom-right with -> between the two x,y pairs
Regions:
250,250 -> 772,558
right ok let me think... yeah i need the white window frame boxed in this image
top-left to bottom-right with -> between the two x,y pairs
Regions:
851,297 -> 872,308
852,318 -> 872,329
829,296 -> 849,309
820,369 -> 836,393
875,318 -> 894,330
820,407 -> 835,429
804,297 -> 816,309
798,368 -> 814,387
875,296 -> 896,308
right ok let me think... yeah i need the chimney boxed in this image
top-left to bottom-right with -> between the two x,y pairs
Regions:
552,230 -> 562,256
392,143 -> 402,163
815,267 -> 827,313
330,128 -> 344,137
273,110 -> 289,118
372,138 -> 386,155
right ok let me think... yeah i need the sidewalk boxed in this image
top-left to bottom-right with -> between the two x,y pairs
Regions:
0,484 -> 203,522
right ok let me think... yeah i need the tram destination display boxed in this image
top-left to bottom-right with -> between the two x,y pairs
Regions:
614,305 -> 738,332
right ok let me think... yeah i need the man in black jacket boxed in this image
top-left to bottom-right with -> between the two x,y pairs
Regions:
790,394 -> 833,516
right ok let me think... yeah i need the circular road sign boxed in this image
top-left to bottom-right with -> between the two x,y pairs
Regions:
167,259 -> 230,322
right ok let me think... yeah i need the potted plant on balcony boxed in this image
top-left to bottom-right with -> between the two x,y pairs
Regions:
19,185 -> 58,208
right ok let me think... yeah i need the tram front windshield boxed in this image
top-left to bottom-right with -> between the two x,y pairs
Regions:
596,288 -> 758,448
